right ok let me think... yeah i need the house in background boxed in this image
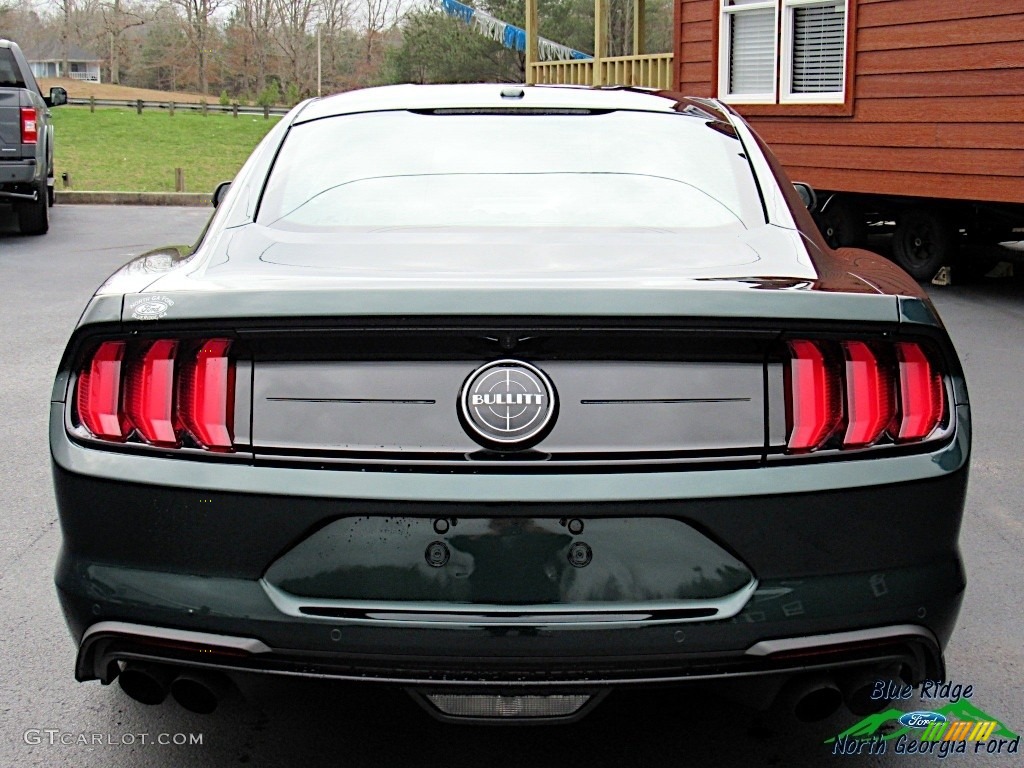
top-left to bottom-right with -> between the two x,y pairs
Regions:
27,42 -> 102,83
674,0 -> 1024,277
522,0 -> 1023,277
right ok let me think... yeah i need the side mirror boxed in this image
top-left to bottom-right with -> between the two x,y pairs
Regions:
211,181 -> 232,208
46,87 -> 68,108
793,182 -> 817,212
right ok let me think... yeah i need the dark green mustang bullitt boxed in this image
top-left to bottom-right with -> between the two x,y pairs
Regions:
51,84 -> 969,723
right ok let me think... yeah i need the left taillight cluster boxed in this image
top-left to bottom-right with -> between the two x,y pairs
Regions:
75,338 -> 235,451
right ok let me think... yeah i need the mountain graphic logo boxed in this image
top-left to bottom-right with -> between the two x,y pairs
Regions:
826,700 -> 1020,744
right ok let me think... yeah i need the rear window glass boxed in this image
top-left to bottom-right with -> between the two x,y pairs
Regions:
257,110 -> 765,231
0,49 -> 27,88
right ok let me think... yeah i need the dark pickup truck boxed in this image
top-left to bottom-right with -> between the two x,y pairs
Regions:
1,39 -> 67,234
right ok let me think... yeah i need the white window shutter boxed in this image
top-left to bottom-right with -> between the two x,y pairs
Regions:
791,3 -> 846,93
729,8 -> 776,94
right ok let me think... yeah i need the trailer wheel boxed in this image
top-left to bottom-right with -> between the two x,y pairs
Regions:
815,197 -> 867,249
892,209 -> 955,281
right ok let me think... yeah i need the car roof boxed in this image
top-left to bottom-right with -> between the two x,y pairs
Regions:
294,83 -> 705,124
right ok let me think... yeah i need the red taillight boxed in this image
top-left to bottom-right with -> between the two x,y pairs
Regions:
785,339 -> 945,453
20,107 -> 38,144
893,342 -> 945,441
125,340 -> 180,447
786,340 -> 842,452
76,338 -> 235,452
179,339 -> 235,450
77,341 -> 130,441
842,341 -> 895,447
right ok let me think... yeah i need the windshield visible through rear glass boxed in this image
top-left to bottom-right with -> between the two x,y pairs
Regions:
257,110 -> 765,230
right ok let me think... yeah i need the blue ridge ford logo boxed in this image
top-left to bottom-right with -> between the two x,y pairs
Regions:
460,359 -> 556,448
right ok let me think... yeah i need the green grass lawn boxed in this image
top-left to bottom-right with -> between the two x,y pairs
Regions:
51,106 -> 280,193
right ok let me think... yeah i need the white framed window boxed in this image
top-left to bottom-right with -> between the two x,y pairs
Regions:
719,0 -> 848,105
719,0 -> 779,104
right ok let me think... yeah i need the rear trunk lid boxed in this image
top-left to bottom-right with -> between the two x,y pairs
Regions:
117,223 -> 901,324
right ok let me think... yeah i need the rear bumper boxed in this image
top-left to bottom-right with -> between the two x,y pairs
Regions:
54,473 -> 967,688
75,619 -> 945,690
0,158 -> 40,190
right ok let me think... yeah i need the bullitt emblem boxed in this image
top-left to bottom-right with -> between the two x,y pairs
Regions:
460,359 -> 557,449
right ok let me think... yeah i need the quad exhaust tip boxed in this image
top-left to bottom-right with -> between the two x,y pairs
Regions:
170,671 -> 230,715
117,662 -> 173,706
780,675 -> 844,723
117,663 -> 229,714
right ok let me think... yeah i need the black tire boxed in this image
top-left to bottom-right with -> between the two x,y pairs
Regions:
891,208 -> 955,281
16,181 -> 49,235
47,182 -> 55,207
814,197 -> 867,249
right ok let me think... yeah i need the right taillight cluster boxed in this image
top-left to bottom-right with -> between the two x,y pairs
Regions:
785,339 -> 945,453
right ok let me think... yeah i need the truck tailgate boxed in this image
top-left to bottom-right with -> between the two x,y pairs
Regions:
0,89 -> 24,155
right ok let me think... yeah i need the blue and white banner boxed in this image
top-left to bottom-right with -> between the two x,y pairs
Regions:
437,0 -> 591,61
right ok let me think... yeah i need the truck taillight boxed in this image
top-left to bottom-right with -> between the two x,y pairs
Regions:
786,339 -> 945,453
75,338 -> 235,452
20,107 -> 38,144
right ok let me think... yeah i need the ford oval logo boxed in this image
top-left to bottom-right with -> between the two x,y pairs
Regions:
899,711 -> 947,729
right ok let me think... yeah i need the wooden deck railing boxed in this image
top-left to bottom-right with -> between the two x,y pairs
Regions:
531,53 -> 674,89
531,59 -> 595,86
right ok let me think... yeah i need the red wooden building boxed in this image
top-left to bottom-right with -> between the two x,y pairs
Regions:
674,0 -> 1024,277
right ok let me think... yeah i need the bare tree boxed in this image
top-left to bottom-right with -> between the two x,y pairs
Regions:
56,0 -> 74,77
170,0 -> 225,93
232,0 -> 276,94
272,0 -> 317,97
317,0 -> 355,89
101,0 -> 147,84
362,0 -> 401,64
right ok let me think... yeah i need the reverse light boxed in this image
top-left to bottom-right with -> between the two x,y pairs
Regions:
20,108 -> 38,144
76,338 -> 235,452
786,339 -> 945,453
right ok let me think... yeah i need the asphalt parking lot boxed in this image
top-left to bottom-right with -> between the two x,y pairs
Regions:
1,205 -> 1021,766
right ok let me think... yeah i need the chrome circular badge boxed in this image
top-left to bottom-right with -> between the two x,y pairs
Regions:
460,359 -> 557,449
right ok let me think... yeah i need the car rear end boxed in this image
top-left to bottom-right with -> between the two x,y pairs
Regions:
50,86 -> 969,723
